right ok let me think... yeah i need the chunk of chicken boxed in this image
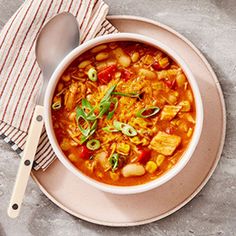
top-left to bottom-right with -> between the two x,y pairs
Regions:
64,82 -> 79,110
178,100 -> 191,112
160,105 -> 182,121
149,131 -> 181,156
64,82 -> 86,110
95,152 -> 111,170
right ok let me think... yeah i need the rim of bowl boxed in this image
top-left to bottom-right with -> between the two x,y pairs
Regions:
44,33 -> 203,195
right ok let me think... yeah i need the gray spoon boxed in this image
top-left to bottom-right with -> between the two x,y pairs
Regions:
8,12 -> 80,218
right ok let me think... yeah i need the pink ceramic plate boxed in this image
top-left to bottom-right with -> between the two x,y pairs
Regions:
31,15 -> 226,226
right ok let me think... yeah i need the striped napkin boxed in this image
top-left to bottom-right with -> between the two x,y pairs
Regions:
0,0 -> 118,170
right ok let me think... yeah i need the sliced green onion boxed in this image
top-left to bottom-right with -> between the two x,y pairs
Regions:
112,91 -> 141,99
76,106 -> 85,120
81,135 -> 88,144
102,126 -> 119,132
100,84 -> 117,103
107,97 -> 118,120
87,68 -> 97,81
52,100 -> 61,110
113,120 -> 137,137
78,117 -> 91,136
76,107 -> 91,136
86,139 -> 100,150
97,101 -> 111,118
82,98 -> 93,113
80,120 -> 97,144
136,106 -> 160,118
86,113 -> 97,121
90,119 -> 98,134
113,120 -> 126,131
121,125 -> 137,137
109,153 -> 119,172
81,98 -> 96,120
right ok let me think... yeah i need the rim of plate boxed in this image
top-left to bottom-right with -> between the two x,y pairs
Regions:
31,15 -> 226,226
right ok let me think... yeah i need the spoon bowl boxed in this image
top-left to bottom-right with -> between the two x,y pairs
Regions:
36,12 -> 80,105
36,12 -> 80,78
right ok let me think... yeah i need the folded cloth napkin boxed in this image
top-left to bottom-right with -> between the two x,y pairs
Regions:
0,0 -> 118,170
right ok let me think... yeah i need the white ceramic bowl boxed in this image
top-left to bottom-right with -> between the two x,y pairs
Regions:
44,33 -> 203,195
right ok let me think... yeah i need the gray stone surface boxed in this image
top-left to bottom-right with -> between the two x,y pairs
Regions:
0,0 -> 236,235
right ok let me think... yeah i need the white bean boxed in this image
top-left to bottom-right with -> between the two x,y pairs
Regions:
118,55 -> 131,67
131,52 -> 139,62
113,48 -> 131,67
96,52 -> 109,61
121,163 -> 145,177
91,44 -> 107,53
78,60 -> 91,69
96,59 -> 117,70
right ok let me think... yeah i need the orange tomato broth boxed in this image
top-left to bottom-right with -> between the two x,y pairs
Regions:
51,41 -> 196,186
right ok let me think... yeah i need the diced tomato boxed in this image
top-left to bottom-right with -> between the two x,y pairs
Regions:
137,148 -> 151,164
152,61 -> 161,70
165,79 -> 176,89
121,69 -> 132,81
97,65 -> 117,84
78,145 -> 92,160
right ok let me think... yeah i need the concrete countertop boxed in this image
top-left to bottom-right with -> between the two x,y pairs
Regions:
0,0 -> 235,235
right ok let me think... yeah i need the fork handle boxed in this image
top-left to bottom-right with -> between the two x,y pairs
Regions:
8,105 -> 44,218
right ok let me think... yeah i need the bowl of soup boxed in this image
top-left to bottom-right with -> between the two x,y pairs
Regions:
44,33 -> 203,194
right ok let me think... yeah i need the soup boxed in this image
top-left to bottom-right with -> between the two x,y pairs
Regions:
51,41 -> 196,186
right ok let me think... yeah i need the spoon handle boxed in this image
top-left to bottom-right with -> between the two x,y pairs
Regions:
8,105 -> 44,218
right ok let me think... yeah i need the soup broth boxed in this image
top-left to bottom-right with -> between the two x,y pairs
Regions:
51,41 -> 196,186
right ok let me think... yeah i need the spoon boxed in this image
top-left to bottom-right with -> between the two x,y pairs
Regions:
8,12 -> 80,218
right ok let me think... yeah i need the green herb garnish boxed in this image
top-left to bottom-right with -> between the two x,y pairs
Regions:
86,139 -> 100,150
81,98 -> 96,120
75,84 -> 140,140
100,84 -> 117,103
121,125 -> 137,137
107,97 -> 118,120
87,68 -> 97,82
113,120 -> 137,137
52,100 -> 61,110
76,107 -> 91,136
136,106 -> 160,118
80,119 -> 97,144
97,101 -> 111,118
109,153 -> 119,172
102,126 -> 119,132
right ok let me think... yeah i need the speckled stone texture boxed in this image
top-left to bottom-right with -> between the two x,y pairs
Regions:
0,0 -> 235,235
